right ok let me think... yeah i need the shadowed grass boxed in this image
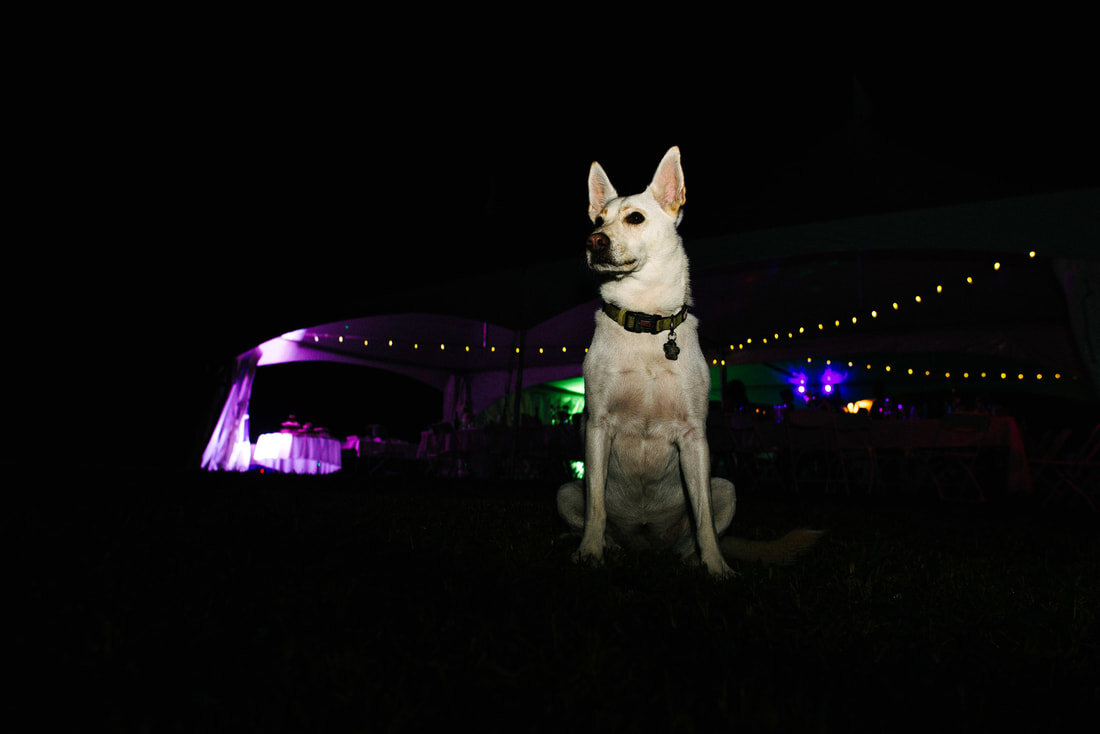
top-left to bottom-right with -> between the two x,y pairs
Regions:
25,470 -> 1098,732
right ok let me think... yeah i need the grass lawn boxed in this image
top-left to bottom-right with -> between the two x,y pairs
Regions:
24,469 -> 1098,732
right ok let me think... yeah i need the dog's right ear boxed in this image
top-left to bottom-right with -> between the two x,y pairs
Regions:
588,161 -> 618,223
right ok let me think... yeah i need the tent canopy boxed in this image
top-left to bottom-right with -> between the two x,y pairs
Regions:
202,192 -> 1098,470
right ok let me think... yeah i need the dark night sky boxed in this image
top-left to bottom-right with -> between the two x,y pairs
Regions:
82,31 -> 1099,468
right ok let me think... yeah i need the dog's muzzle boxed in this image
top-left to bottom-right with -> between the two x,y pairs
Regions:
586,232 -> 611,261
587,231 -> 634,270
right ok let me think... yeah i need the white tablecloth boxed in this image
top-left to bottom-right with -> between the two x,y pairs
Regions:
253,432 -> 342,475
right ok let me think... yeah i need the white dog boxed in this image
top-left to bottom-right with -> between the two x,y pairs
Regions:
557,147 -> 821,577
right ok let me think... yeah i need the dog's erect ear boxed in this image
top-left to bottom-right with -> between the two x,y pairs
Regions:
588,161 -> 618,222
648,146 -> 686,218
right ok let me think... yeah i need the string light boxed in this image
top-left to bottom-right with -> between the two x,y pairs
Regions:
289,251 -> 1073,386
728,248 -> 1048,362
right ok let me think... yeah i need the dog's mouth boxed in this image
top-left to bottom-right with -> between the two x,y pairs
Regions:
588,257 -> 638,273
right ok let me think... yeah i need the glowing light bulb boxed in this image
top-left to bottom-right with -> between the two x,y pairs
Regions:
994,262 -> 1001,270
823,384 -> 833,394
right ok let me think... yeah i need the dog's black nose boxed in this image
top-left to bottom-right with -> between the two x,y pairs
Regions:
587,232 -> 610,253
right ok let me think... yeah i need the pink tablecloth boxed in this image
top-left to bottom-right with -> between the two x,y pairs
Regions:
747,414 -> 1031,493
253,432 -> 342,475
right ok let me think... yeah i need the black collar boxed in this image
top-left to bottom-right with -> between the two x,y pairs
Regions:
601,302 -> 689,334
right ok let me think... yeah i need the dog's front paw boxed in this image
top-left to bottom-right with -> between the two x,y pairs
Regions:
572,542 -> 605,567
704,558 -> 740,580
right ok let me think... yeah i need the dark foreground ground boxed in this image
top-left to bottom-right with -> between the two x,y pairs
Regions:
21,469 -> 1098,732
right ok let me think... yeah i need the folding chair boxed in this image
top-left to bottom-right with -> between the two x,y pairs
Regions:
834,411 -> 876,495
1034,424 -> 1099,512
784,411 -> 849,495
918,413 -> 992,502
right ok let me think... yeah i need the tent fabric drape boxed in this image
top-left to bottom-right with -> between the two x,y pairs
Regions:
201,350 -> 259,471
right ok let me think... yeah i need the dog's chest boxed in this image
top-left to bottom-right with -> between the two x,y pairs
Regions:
593,352 -> 701,433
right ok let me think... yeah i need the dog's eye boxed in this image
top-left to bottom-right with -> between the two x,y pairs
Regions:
593,216 -> 604,227
625,212 -> 645,225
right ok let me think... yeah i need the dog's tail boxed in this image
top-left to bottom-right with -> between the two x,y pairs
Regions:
721,529 -> 825,567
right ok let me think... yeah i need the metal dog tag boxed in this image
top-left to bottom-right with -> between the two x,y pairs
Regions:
663,331 -> 680,360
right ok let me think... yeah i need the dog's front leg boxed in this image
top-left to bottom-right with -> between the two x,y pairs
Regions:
678,429 -> 737,578
575,416 -> 611,565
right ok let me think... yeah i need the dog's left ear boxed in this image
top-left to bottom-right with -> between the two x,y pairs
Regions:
648,146 -> 686,221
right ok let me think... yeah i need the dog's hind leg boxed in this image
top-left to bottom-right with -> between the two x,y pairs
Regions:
710,477 -> 736,536
556,481 -> 586,532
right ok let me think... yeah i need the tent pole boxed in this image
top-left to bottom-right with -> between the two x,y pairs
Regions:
509,328 -> 526,479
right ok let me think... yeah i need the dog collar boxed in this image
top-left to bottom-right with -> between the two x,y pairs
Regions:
602,303 -> 688,360
602,302 -> 689,334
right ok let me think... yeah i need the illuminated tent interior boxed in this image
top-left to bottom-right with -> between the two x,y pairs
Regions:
201,191 -> 1097,471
